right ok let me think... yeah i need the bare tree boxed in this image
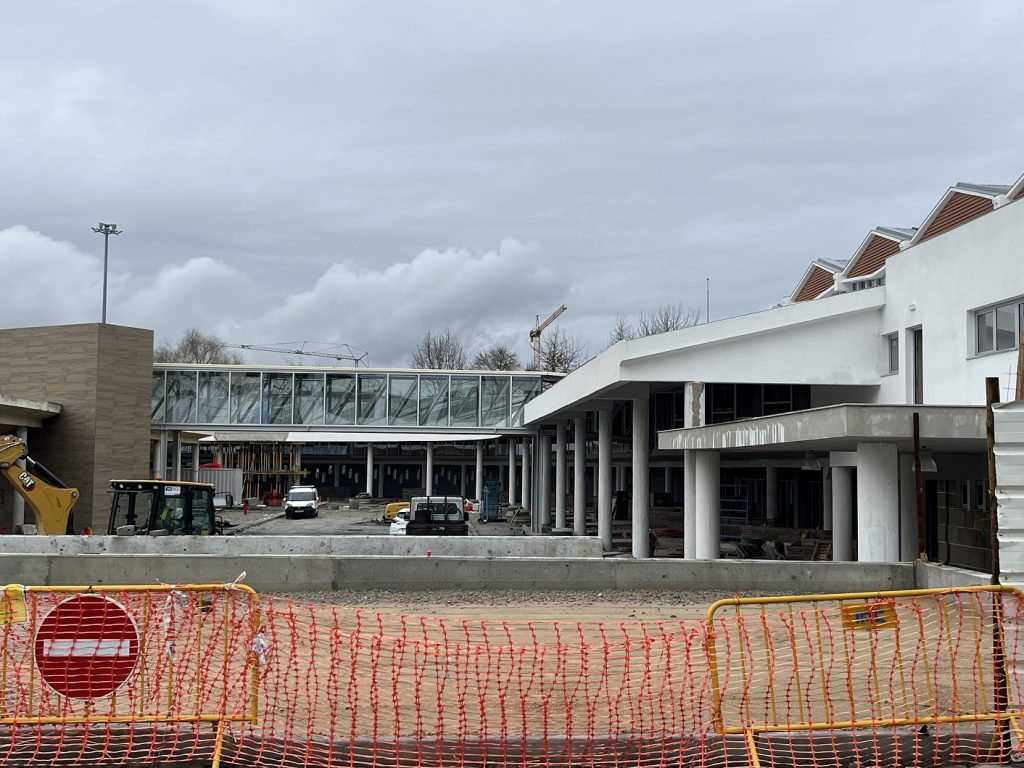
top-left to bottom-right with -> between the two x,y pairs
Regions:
154,328 -> 243,364
607,314 -> 637,346
537,327 -> 585,373
472,344 -> 521,370
636,303 -> 702,336
411,328 -> 468,369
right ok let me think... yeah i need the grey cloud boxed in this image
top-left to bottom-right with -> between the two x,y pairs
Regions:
2,1 -> 1024,358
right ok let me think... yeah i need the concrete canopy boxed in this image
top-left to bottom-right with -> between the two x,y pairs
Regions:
0,395 -> 62,430
199,431 -> 501,443
524,288 -> 885,423
658,404 -> 985,455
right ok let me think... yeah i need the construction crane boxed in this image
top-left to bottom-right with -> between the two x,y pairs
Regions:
529,304 -> 567,369
227,342 -> 369,366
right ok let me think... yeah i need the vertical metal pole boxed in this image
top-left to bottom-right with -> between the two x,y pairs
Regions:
102,233 -> 109,323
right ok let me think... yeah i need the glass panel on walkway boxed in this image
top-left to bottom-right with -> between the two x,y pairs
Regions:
451,376 -> 480,426
358,374 -> 387,425
481,376 -> 510,427
295,373 -> 325,424
198,371 -> 230,423
166,371 -> 197,423
263,373 -> 293,424
389,375 -> 418,426
419,375 -> 449,426
326,374 -> 356,425
151,372 -> 166,423
231,372 -> 261,424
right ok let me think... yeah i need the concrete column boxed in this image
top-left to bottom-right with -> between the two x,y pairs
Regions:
365,445 -> 374,497
631,396 -> 650,559
694,451 -> 720,559
172,432 -> 182,481
899,454 -> 920,561
832,466 -> 854,561
766,466 -> 778,524
598,409 -> 613,551
475,443 -> 484,502
293,446 -> 302,487
425,443 -> 434,496
156,432 -> 169,479
508,439 -> 517,506
11,427 -> 27,530
460,463 -> 466,498
520,437 -> 530,512
822,466 -> 833,531
684,450 -> 696,559
538,435 -> 552,530
555,423 -> 567,529
377,462 -> 384,498
683,381 -> 706,428
573,415 -> 586,537
615,464 -> 624,492
856,442 -> 900,562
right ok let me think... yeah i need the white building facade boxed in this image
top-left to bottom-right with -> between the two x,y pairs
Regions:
524,170 -> 1024,570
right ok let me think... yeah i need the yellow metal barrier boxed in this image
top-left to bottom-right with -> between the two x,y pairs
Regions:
0,583 -> 261,768
705,585 -> 1024,766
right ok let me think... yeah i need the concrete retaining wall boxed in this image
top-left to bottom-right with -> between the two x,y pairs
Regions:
0,553 -> 914,594
0,535 -> 604,559
914,561 -> 991,588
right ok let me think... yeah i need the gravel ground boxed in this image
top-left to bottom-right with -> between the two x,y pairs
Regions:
267,587 -> 779,622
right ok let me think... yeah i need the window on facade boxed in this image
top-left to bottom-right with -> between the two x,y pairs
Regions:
887,333 -> 899,374
975,298 -> 1023,354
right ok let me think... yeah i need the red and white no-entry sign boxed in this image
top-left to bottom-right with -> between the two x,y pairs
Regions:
34,594 -> 140,699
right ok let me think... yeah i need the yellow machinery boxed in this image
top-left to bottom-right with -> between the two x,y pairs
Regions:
0,434 -> 79,535
383,501 -> 409,521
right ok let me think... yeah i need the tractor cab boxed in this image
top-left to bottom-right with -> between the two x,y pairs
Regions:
107,480 -> 218,535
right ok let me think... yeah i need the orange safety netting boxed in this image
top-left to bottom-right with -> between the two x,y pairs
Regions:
0,584 -> 1022,767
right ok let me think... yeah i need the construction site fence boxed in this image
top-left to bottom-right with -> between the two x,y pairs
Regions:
0,584 -> 1022,767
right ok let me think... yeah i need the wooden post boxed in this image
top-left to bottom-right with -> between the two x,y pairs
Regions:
912,412 -> 926,561
985,375 -> 1009,759
986,376 -> 1001,585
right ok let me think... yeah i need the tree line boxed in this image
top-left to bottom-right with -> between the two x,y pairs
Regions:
155,302 -> 701,372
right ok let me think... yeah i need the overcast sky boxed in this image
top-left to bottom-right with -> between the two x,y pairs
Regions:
2,2 -> 1023,367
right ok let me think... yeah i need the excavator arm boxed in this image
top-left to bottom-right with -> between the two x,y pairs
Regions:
0,434 -> 79,535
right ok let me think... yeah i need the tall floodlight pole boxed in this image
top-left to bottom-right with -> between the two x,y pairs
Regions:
92,223 -> 122,323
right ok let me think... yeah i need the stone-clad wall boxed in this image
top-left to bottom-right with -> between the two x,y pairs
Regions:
0,323 -> 153,530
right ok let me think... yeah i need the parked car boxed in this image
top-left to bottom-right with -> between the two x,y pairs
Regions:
389,510 -> 409,535
405,496 -> 469,536
283,486 -> 320,519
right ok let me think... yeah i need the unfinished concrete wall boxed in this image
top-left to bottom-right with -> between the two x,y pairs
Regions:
0,324 -> 153,530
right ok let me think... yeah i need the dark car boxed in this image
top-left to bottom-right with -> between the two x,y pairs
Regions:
405,496 -> 469,536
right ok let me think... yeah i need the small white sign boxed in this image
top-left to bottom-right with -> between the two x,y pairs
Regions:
164,486 -> 181,496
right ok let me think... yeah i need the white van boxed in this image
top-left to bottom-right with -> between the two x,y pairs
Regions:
284,486 -> 320,519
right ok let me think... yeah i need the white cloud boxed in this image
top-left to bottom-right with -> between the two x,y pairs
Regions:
0,226 -> 104,325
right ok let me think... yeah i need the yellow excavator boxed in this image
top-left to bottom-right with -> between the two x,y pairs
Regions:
0,433 -> 79,535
